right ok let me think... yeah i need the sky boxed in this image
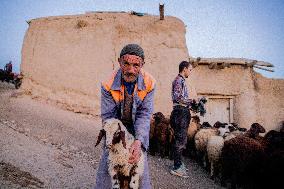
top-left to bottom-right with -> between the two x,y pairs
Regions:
0,0 -> 283,78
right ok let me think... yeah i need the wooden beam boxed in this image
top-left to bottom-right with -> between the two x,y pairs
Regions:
189,57 -> 274,67
253,65 -> 274,72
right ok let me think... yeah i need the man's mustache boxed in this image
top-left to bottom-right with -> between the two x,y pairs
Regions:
124,73 -> 137,77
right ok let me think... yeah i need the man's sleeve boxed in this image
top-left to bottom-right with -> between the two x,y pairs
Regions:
134,87 -> 155,150
173,79 -> 192,106
101,85 -> 117,122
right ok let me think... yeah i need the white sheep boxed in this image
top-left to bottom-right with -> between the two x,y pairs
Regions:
194,128 -> 218,168
207,126 -> 232,179
224,130 -> 245,141
223,126 -> 247,141
95,118 -> 144,189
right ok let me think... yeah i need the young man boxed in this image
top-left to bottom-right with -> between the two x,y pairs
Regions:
95,44 -> 156,188
170,61 -> 193,178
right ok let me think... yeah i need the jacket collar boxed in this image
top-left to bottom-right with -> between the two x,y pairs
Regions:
111,68 -> 146,91
178,73 -> 185,80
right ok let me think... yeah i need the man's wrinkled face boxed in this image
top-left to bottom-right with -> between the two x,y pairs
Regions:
119,54 -> 143,83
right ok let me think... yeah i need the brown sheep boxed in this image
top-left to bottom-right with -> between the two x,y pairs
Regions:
149,114 -> 157,155
149,112 -> 173,158
221,136 -> 266,189
187,115 -> 201,140
184,115 -> 201,158
280,121 -> 284,133
244,122 -> 266,139
261,130 -> 284,188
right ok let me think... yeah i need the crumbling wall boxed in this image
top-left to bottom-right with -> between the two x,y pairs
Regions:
21,13 -> 189,115
253,72 -> 284,131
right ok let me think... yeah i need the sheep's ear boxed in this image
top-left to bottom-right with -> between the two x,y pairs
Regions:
120,131 -> 127,149
217,129 -> 221,135
118,122 -> 122,130
95,129 -> 106,147
257,124 -> 266,133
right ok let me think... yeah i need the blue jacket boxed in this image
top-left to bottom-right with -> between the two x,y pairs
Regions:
171,74 -> 192,107
101,68 -> 156,150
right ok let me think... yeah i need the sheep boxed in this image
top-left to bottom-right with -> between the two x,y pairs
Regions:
187,115 -> 201,140
149,115 -> 156,155
164,115 -> 174,159
95,118 -> 144,189
261,130 -> 284,188
166,119 -> 175,160
149,112 -> 174,158
194,126 -> 218,168
154,113 -> 171,158
222,125 -> 247,142
213,121 -> 227,129
149,112 -> 164,156
220,136 -> 266,189
244,122 -> 266,139
207,125 -> 233,179
200,121 -> 212,129
184,115 -> 201,158
207,135 -> 224,179
223,129 -> 245,141
264,129 -> 284,151
190,97 -> 207,116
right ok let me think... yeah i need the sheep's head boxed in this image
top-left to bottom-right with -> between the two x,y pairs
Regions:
264,130 -> 278,142
95,118 -> 127,149
250,123 -> 266,134
218,124 -> 234,137
201,122 -> 212,128
153,112 -> 165,124
264,130 -> 284,148
213,121 -> 224,128
230,122 -> 239,128
245,123 -> 265,138
191,115 -> 200,124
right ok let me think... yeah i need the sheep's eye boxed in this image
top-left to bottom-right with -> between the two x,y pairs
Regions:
114,131 -> 120,137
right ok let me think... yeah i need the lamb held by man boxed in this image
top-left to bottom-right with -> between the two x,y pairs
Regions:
95,118 -> 144,189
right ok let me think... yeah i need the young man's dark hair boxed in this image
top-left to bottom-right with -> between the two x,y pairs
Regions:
179,61 -> 191,73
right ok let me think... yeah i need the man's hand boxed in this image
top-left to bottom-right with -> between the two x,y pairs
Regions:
128,140 -> 142,164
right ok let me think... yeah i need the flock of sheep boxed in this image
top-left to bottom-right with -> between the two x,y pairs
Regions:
149,112 -> 284,189
95,115 -> 283,189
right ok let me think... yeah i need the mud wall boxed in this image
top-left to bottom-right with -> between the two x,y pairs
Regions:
21,13 -> 189,115
21,13 -> 283,131
190,65 -> 284,130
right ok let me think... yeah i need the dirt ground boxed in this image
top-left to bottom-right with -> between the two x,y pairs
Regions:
0,82 -> 223,189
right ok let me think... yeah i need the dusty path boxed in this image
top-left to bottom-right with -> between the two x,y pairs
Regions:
0,82 -> 223,189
